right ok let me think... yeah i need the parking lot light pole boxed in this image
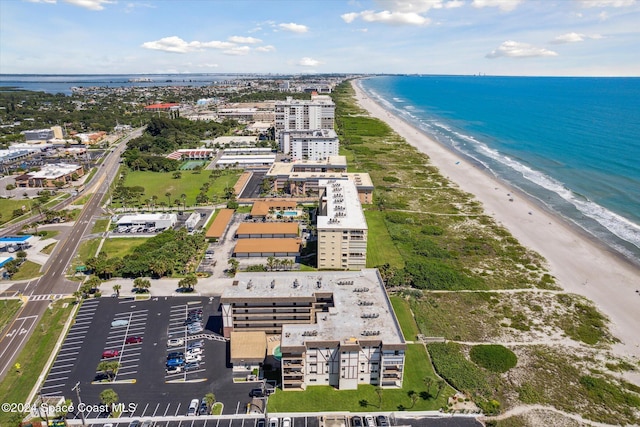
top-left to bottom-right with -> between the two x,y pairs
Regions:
72,382 -> 86,426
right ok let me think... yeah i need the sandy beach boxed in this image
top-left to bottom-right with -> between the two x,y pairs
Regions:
351,79 -> 640,361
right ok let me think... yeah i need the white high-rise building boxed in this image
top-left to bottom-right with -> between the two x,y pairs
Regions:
279,129 -> 339,161
274,95 -> 335,137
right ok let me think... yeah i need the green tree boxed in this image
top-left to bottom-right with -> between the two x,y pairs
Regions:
97,361 -> 120,381
173,171 -> 182,179
112,284 -> 121,297
178,274 -> 198,292
133,277 -> 151,293
99,388 -> 119,413
204,393 -> 216,414
85,275 -> 102,292
165,191 -> 172,208
227,258 -> 239,275
266,256 -> 276,271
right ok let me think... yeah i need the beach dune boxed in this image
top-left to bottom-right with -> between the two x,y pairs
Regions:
352,79 -> 640,361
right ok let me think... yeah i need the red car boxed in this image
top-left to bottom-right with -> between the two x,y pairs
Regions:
125,336 -> 143,344
101,349 -> 119,359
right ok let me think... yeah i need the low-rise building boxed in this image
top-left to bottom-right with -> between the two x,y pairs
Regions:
233,238 -> 300,257
115,213 -> 177,229
14,163 -> 84,188
220,269 -> 406,391
236,222 -> 299,239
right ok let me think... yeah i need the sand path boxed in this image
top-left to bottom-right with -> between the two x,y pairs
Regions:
351,79 -> 640,361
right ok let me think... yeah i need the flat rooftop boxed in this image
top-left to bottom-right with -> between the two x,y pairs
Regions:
236,222 -> 299,235
233,238 -> 301,255
317,179 -> 367,230
206,209 -> 235,239
223,269 -> 405,349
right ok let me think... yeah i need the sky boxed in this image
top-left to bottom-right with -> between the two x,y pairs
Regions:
1,0 -> 639,76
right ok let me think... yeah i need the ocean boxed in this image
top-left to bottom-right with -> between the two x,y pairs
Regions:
358,75 -> 640,265
0,74 -> 238,95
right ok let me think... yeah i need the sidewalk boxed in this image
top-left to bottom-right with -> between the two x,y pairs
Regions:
98,275 -> 234,297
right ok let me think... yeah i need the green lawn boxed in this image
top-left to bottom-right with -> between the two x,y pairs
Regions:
365,210 -> 404,268
0,298 -> 75,427
267,344 -> 451,412
390,296 -> 420,341
0,300 -> 22,333
0,198 -> 30,225
11,260 -> 42,280
41,242 -> 57,255
101,237 -> 146,259
91,218 -> 111,233
118,169 -> 241,207
68,238 -> 101,274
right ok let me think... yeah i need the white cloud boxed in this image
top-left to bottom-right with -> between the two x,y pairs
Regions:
228,36 -> 262,44
255,45 -> 276,52
486,40 -> 558,58
65,0 -> 114,10
201,63 -> 219,68
472,0 -> 523,11
578,0 -> 636,7
223,46 -> 251,56
26,0 -> 114,9
551,32 -> 605,43
342,10 -> 430,25
278,22 -> 309,33
141,36 -> 235,54
298,57 -> 322,67
373,0 -> 464,12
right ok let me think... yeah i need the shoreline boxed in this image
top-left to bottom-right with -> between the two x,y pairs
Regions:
351,78 -> 640,361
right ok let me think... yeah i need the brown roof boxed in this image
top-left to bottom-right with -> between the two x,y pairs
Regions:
230,331 -> 267,362
233,238 -> 300,254
251,200 -> 298,216
236,222 -> 299,236
205,209 -> 235,239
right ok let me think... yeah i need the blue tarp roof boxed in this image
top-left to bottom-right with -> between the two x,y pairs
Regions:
0,257 -> 15,268
0,235 -> 33,243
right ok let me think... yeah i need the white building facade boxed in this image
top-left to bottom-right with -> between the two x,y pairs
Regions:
279,129 -> 339,161
274,95 -> 335,137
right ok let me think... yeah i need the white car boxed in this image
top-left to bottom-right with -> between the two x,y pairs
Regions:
185,354 -> 202,363
365,416 -> 375,427
111,319 -> 128,327
187,347 -> 202,355
167,338 -> 185,347
282,418 -> 292,427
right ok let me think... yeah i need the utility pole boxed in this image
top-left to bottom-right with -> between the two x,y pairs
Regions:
39,391 -> 50,425
71,382 -> 86,426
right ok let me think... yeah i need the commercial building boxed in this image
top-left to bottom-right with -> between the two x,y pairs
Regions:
274,95 -> 335,137
220,269 -> 406,390
233,238 -> 300,258
185,212 -> 200,231
115,213 -> 177,229
165,149 -> 215,161
22,126 -> 63,142
250,200 -> 298,219
317,180 -> 368,270
14,163 -> 84,188
279,129 -> 339,161
205,209 -> 235,240
236,223 -> 299,239
143,103 -> 179,111
209,136 -> 259,147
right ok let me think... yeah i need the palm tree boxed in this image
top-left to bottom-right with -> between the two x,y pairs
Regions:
204,393 -> 216,415
165,191 -> 172,208
266,256 -> 276,271
112,284 -> 121,297
151,195 -> 158,211
435,379 -> 446,399
180,193 -> 187,211
133,278 -> 151,293
99,388 -> 119,413
97,361 -> 120,381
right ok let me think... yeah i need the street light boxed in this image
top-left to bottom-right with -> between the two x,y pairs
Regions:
71,382 -> 86,426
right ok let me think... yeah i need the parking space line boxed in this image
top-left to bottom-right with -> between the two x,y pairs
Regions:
51,363 -> 75,369
174,403 -> 181,416
140,403 -> 149,416
163,403 -> 171,417
151,403 -> 160,417
57,351 -> 79,356
47,369 -> 71,375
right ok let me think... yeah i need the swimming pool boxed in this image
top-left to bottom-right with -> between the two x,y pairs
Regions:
283,211 -> 298,217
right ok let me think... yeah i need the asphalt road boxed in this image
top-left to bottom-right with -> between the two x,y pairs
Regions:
0,128 -> 143,382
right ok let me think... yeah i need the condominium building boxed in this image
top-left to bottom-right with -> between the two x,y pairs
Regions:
279,129 -> 339,161
274,95 -> 335,137
220,269 -> 406,391
317,179 -> 368,270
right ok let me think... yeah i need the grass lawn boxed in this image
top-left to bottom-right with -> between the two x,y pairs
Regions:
267,344 -> 451,412
119,169 -> 241,207
91,218 -> 111,233
0,299 -> 22,333
75,193 -> 93,205
101,237 -> 146,259
68,238 -> 101,274
41,242 -> 57,255
37,230 -> 59,239
365,210 -> 404,269
0,298 -> 75,427
0,198 -> 30,225
390,296 -> 420,341
11,260 -> 43,280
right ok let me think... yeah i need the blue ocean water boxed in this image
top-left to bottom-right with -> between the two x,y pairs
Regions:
359,75 -> 640,265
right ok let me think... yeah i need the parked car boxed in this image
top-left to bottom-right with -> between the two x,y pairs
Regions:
351,416 -> 363,427
125,336 -> 143,344
365,416 -> 376,427
140,420 -> 153,427
167,338 -> 184,347
166,357 -> 185,367
199,399 -> 209,415
376,416 -> 389,427
184,362 -> 200,372
102,350 -> 119,359
128,421 -> 140,427
187,399 -> 199,416
249,388 -> 264,398
257,419 -> 266,427
111,319 -> 128,327
167,351 -> 184,360
166,365 -> 182,374
185,354 -> 202,363
187,340 -> 204,349
282,417 -> 291,427
186,347 -> 202,356
269,418 -> 279,427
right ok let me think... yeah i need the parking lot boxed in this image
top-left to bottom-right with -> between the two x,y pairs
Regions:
40,297 -> 257,420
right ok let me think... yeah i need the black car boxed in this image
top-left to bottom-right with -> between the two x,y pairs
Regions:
167,351 -> 184,360
249,388 -> 264,397
351,416 -> 363,427
184,318 -> 201,325
257,420 -> 266,427
199,400 -> 209,415
376,416 -> 389,427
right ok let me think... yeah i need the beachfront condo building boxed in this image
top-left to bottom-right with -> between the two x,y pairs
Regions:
317,179 -> 368,270
279,129 -> 339,161
274,95 -> 335,137
219,269 -> 406,390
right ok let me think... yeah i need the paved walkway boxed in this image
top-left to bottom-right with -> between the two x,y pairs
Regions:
97,275 -> 235,297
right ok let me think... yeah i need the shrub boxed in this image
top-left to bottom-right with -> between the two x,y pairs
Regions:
469,344 -> 517,373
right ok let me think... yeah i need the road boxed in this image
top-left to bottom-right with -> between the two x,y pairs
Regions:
0,128 -> 143,382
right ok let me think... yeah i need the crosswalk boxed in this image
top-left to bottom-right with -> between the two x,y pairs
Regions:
28,294 -> 67,301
